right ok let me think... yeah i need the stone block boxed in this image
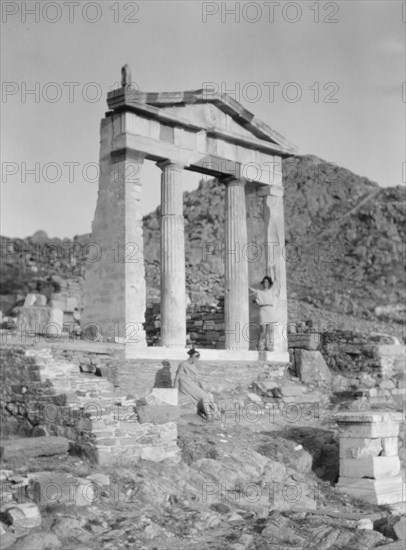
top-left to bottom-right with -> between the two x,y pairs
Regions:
65,297 -> 78,312
294,350 -> 331,384
18,306 -> 63,336
2,436 -> 69,459
359,373 -> 376,388
50,299 -> 66,311
137,404 -> 180,424
379,379 -> 396,390
382,437 -> 399,456
24,293 -> 38,306
145,388 -> 178,406
288,333 -> 319,350
28,472 -> 96,507
338,422 -> 400,438
340,437 -> 382,459
337,475 -> 404,505
4,503 -> 41,529
340,456 -> 400,479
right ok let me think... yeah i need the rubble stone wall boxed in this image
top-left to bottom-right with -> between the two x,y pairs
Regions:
0,345 -> 179,466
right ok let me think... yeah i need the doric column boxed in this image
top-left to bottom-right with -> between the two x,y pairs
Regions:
224,177 -> 249,350
157,160 -> 186,347
263,181 -> 288,356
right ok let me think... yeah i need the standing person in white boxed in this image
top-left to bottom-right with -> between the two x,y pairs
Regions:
249,276 -> 276,352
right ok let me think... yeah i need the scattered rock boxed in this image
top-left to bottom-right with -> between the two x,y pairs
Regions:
247,393 -> 262,404
13,532 -> 62,550
87,473 -> 110,487
356,518 -> 374,530
359,373 -> 376,388
0,471 -> 14,482
238,533 -> 254,548
332,374 -> 350,390
280,383 -> 304,397
379,379 -> 396,390
209,502 -> 230,514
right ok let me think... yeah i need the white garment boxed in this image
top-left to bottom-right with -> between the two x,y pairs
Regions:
254,288 -> 276,324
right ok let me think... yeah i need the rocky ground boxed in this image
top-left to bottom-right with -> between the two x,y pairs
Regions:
1,369 -> 405,550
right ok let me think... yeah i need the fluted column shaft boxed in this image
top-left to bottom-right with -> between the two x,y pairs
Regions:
158,161 -> 186,347
224,177 -> 249,350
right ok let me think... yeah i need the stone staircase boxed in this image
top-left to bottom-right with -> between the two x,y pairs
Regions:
4,347 -> 179,467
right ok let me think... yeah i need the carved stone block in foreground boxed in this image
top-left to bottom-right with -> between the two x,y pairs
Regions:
336,412 -> 404,505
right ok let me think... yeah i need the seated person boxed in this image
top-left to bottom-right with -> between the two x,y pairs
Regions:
173,348 -> 218,419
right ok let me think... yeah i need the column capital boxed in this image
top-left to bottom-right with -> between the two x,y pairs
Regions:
156,159 -> 184,172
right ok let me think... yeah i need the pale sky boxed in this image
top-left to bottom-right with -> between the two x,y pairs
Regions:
1,0 -> 405,238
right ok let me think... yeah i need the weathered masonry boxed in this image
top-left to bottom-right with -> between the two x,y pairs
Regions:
82,69 -> 297,361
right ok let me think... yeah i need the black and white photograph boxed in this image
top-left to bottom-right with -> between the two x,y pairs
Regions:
1,1 -> 405,548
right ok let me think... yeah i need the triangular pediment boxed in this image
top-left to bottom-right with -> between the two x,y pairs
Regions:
107,87 -> 297,156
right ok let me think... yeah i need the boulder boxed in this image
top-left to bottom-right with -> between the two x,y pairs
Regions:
294,350 -> 332,385
4,503 -> 41,529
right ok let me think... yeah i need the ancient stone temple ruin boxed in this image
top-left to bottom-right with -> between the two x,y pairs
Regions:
82,67 -> 297,361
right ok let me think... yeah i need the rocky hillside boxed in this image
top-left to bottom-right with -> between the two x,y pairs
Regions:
1,155 -> 405,336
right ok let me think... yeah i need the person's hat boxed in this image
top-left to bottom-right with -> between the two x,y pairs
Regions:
187,348 -> 200,357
